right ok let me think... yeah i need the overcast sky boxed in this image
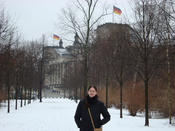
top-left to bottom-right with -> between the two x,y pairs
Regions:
2,0 -> 133,46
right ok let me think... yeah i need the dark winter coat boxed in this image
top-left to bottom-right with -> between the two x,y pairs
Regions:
74,95 -> 110,131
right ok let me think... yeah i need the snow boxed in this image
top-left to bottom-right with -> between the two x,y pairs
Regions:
0,98 -> 174,131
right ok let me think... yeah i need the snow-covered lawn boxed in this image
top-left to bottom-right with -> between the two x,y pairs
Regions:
0,98 -> 174,131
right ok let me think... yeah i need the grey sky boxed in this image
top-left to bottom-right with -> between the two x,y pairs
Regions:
2,0 -> 133,46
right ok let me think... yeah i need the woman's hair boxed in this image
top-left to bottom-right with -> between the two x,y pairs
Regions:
85,85 -> 98,108
88,85 -> 97,92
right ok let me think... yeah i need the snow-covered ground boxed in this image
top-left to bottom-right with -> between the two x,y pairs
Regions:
0,98 -> 174,131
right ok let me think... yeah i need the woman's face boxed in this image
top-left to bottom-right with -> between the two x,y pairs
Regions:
88,87 -> 97,98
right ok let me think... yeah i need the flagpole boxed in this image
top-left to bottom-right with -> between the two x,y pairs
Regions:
52,36 -> 54,45
112,6 -> 114,23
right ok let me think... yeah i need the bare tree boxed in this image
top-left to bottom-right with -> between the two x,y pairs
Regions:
131,0 -> 165,126
110,26 -> 131,118
14,46 -> 24,110
93,37 -> 113,108
0,8 -> 17,113
12,40 -> 43,110
60,0 -> 109,97
93,23 -> 132,118
156,0 -> 175,124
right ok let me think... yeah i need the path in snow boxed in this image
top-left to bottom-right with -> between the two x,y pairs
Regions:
0,98 -> 174,131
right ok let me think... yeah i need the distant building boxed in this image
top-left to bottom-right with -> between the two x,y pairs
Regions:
96,23 -> 131,38
66,33 -> 83,61
42,35 -> 83,97
43,39 -> 74,90
96,23 -> 139,46
42,23 -> 136,97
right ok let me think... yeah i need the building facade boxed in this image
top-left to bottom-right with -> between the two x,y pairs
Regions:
43,39 -> 74,96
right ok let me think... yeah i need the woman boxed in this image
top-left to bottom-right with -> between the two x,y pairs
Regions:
74,86 -> 110,131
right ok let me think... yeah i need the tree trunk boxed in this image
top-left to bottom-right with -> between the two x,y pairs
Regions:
20,87 -> 23,107
24,88 -> 26,106
28,88 -> 31,104
15,85 -> 18,110
166,38 -> 172,124
83,55 -> 88,97
29,88 -> 32,104
15,71 -> 19,110
105,73 -> 108,108
120,81 -> 123,118
6,47 -> 11,113
7,70 -> 10,113
131,71 -> 137,116
33,90 -> 35,102
39,59 -> 43,102
165,11 -> 172,124
144,79 -> 149,126
75,87 -> 78,103
28,89 -> 30,104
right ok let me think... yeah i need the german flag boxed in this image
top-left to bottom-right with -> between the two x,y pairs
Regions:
53,34 -> 60,40
113,6 -> 122,15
